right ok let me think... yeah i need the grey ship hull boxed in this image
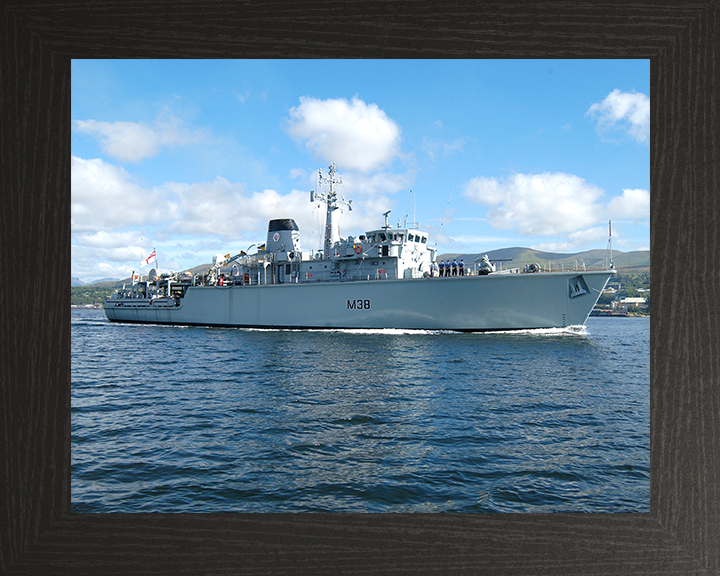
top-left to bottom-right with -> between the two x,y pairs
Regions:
104,270 -> 614,331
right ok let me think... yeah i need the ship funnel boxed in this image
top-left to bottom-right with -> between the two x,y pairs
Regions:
266,219 -> 301,254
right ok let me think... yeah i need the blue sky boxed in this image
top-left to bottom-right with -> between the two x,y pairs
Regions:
71,59 -> 649,282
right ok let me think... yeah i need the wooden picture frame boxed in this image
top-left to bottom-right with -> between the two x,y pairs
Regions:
1,2 -> 716,573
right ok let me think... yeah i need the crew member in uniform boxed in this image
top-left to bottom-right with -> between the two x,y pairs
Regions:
459,259 -> 465,276
452,259 -> 458,276
439,260 -> 445,277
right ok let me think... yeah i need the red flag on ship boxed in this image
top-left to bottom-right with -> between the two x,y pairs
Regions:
144,250 -> 156,265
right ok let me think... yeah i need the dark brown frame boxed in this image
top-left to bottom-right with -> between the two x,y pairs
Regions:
2,2 -> 717,574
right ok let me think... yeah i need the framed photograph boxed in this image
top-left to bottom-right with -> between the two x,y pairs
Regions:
2,1 -> 716,573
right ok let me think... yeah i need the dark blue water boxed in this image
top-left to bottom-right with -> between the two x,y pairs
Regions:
71,308 -> 649,513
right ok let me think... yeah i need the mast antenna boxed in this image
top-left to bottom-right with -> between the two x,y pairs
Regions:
436,182 -> 455,248
312,163 -> 351,257
404,169 -> 416,228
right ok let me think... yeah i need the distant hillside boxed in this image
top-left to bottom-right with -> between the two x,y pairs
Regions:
71,264 -> 212,306
80,265 -> 210,289
437,247 -> 649,274
76,248 -> 649,290
72,248 -> 649,307
71,276 -> 122,287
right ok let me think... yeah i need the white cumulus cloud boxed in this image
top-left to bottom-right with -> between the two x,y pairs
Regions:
161,178 -> 253,238
73,115 -> 209,163
587,89 -> 650,143
74,230 -> 141,249
285,96 -> 401,172
71,156 -> 168,231
532,226 -> 610,252
463,171 -> 649,251
607,188 -> 650,220
464,172 -> 606,236
72,154 -> 387,255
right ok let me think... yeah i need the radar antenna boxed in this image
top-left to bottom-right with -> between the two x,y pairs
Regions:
382,210 -> 392,229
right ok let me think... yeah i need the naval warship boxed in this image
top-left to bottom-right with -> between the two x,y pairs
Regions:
104,163 -> 616,331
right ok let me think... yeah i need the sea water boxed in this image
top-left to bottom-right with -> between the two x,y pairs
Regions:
71,308 -> 649,513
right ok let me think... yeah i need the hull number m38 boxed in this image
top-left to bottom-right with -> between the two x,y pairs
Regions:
347,299 -> 371,310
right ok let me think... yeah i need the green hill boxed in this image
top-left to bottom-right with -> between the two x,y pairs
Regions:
73,247 -> 649,307
438,247 -> 649,274
71,263 -> 212,306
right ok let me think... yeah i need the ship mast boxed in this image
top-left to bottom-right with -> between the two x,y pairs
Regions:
312,163 -> 352,257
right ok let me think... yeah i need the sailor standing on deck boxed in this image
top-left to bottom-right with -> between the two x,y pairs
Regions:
459,259 -> 465,276
430,261 -> 436,277
452,259 -> 458,276
439,260 -> 445,277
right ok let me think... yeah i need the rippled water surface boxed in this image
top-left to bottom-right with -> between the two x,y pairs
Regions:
72,308 -> 649,512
